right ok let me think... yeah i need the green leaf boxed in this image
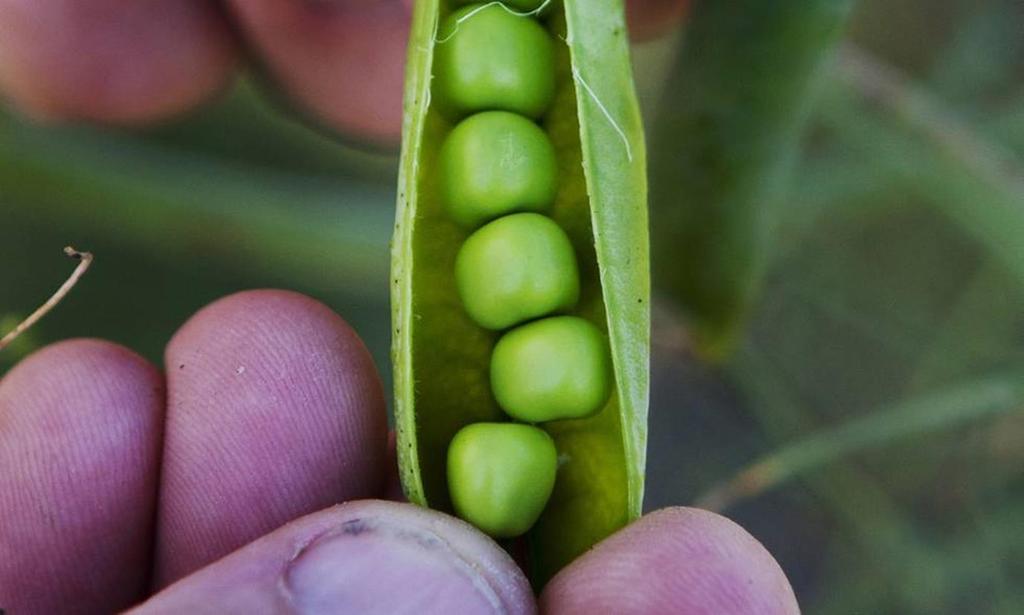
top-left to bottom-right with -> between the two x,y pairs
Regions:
650,0 -> 854,359
0,113 -> 392,293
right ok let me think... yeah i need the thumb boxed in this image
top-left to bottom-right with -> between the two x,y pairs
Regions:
132,500 -> 534,615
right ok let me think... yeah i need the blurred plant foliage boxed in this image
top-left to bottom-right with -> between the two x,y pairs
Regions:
1,0 -> 1023,613
0,314 -> 39,364
651,0 -> 854,360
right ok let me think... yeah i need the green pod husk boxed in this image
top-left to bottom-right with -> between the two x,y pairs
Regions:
392,0 -> 648,585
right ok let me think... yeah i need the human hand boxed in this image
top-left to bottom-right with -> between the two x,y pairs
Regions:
0,0 -> 688,146
0,291 -> 797,614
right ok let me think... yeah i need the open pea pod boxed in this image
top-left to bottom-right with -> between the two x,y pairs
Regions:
391,0 -> 648,584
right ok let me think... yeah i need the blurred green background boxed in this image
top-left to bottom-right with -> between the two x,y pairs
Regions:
2,0 -> 1023,612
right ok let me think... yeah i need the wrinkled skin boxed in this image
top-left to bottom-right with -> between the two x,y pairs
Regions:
0,2 -> 798,613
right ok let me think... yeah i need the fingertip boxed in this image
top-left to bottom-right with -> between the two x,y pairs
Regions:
281,501 -> 533,615
2,337 -> 162,395
158,289 -> 389,586
0,338 -> 166,445
138,501 -> 534,615
540,507 -> 799,615
0,0 -> 237,125
166,289 -> 386,416
167,289 -> 379,381
0,339 -> 164,614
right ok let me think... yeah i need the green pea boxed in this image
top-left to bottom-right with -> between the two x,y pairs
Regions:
447,422 -> 558,538
450,0 -> 549,12
455,213 -> 578,330
440,111 -> 559,228
435,3 -> 555,118
491,316 -> 612,422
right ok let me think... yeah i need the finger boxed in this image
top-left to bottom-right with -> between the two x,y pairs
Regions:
0,0 -> 236,124
627,0 -> 690,42
225,0 -> 411,146
540,507 -> 799,614
155,290 -> 388,587
0,340 -> 164,614
135,500 -> 534,615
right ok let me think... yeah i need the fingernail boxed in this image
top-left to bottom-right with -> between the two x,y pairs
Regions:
282,517 -> 506,615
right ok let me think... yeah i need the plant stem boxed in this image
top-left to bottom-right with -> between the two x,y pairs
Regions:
729,344 -> 952,612
697,370 -> 1024,511
0,117 -> 394,295
0,247 -> 92,352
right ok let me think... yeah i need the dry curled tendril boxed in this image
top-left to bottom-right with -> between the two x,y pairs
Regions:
0,247 -> 93,353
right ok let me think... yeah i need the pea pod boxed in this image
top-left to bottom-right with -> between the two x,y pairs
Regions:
392,0 -> 648,584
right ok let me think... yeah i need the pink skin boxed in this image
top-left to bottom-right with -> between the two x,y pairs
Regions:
0,0 -> 236,125
225,0 -> 413,145
0,290 -> 798,613
0,0 -> 689,145
155,290 -> 388,586
0,340 -> 163,614
540,508 -> 798,614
